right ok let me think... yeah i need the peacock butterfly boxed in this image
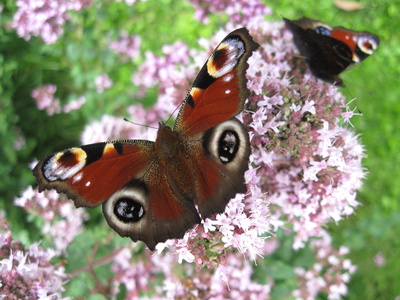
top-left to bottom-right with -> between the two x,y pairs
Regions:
33,28 -> 259,250
284,17 -> 379,86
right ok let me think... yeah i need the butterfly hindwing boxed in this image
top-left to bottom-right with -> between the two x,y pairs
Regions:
101,162 -> 202,251
34,140 -> 202,250
186,118 -> 251,218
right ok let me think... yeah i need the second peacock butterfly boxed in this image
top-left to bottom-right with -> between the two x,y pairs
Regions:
33,28 -> 259,250
284,17 -> 379,86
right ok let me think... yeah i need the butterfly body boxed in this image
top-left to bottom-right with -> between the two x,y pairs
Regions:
284,17 -> 379,85
33,28 -> 259,250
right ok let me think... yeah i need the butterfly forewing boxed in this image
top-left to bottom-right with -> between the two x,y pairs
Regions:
34,141 -> 154,207
175,28 -> 259,136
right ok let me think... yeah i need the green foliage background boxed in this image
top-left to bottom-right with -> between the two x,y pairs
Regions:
0,0 -> 399,298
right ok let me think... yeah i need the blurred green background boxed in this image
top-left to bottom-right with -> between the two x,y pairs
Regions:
0,0 -> 398,299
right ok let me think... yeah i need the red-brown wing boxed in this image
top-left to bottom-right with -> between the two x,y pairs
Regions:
33,141 -> 152,208
102,166 -> 201,251
33,140 -> 201,250
174,28 -> 259,137
182,118 -> 251,219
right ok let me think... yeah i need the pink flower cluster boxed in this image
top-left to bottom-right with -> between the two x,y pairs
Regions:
108,244 -> 272,299
114,0 -> 142,5
110,246 -> 160,298
132,40 -> 195,118
189,0 -> 271,25
10,0 -> 92,44
161,251 -> 272,299
374,252 -> 386,267
245,21 -> 364,250
293,232 -> 356,299
14,180 -> 88,253
31,84 -> 85,115
95,74 -> 113,94
0,212 -> 68,299
80,104 -> 163,145
109,33 -> 141,61
31,84 -> 60,114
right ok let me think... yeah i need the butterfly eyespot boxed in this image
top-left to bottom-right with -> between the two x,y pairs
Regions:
315,26 -> 331,36
218,130 -> 239,163
102,182 -> 149,233
203,118 -> 250,172
114,198 -> 145,223
358,35 -> 379,55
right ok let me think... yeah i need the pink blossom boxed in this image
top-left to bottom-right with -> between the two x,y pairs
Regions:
244,19 -> 365,252
339,98 -> 362,126
80,109 -> 158,144
0,212 -> 68,299
108,244 -> 272,299
110,246 -> 155,299
31,85 -> 85,115
114,0 -> 144,5
13,130 -> 26,151
31,84 -> 61,115
159,252 -> 272,299
62,96 -> 85,113
10,0 -> 92,44
374,252 -> 386,267
109,33 -> 141,60
293,232 -> 356,299
14,185 -> 88,253
132,40 -> 195,117
95,73 -> 113,93
189,0 -> 271,26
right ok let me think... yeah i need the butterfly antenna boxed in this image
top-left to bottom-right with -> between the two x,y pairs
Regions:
165,102 -> 182,125
123,118 -> 158,130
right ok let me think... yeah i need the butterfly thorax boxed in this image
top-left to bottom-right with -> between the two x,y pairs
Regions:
154,122 -> 195,196
155,122 -> 180,159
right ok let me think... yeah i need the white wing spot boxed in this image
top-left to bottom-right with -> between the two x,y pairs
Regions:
223,73 -> 234,82
71,172 -> 83,184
